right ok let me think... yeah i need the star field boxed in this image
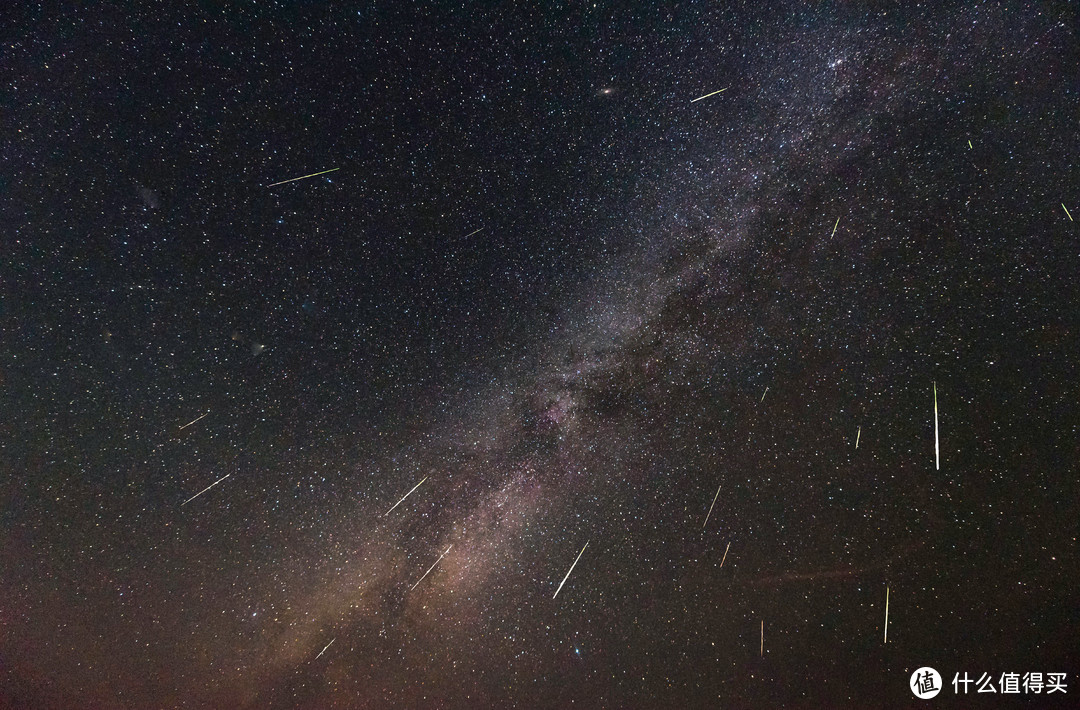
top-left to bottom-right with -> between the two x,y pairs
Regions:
2,2 -> 1078,708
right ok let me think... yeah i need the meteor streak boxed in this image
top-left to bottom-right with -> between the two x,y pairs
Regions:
385,476 -> 428,516
884,586 -> 890,643
177,411 -> 209,430
720,541 -> 730,568
266,167 -> 340,187
760,620 -> 764,657
1063,203 -> 1074,222
181,473 -> 231,506
933,382 -> 940,470
553,542 -> 589,599
703,484 -> 721,529
831,216 -> 841,236
968,139 -> 973,150
315,638 -> 336,660
461,227 -> 484,238
855,425 -> 861,450
410,545 -> 453,591
760,386 -> 769,403
690,88 -> 727,102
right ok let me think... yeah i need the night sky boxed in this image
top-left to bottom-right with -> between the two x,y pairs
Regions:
3,2 -> 1079,708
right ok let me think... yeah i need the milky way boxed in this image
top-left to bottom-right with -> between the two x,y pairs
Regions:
3,2 -> 1078,708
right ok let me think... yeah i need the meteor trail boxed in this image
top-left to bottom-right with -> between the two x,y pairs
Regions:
720,541 -> 730,568
181,473 -> 231,506
315,638 -> 336,660
760,620 -> 764,657
177,411 -> 209,431
884,586 -> 890,643
760,386 -> 768,403
1063,203 -> 1074,222
968,139 -> 973,150
855,425 -> 861,450
933,382 -> 940,470
461,227 -> 484,238
831,216 -> 841,236
703,484 -> 721,529
266,167 -> 340,187
553,542 -> 589,599
410,545 -> 452,591
690,88 -> 727,102
385,476 -> 428,516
